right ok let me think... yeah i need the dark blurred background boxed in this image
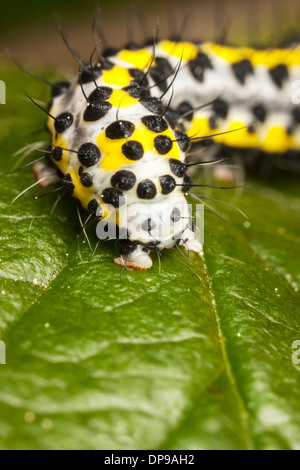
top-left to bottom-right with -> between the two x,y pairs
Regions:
0,0 -> 299,70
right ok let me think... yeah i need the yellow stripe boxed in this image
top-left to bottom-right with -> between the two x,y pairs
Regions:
187,117 -> 214,139
51,136 -> 69,174
103,66 -> 132,87
97,124 -> 180,172
160,40 -> 198,61
108,89 -> 137,108
202,42 -> 300,68
187,116 -> 298,152
262,126 -> 294,153
118,49 -> 152,69
218,121 -> 259,148
68,168 -> 94,209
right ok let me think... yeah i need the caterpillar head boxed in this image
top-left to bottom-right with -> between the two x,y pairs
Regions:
113,193 -> 203,270
46,67 -> 202,269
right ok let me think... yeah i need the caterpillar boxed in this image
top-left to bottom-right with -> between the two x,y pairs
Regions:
10,17 -> 300,270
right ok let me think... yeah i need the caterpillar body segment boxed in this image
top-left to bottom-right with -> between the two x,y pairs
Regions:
107,40 -> 300,153
44,51 -> 201,269
35,37 -> 300,269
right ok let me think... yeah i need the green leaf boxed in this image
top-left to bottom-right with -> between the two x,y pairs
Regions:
0,65 -> 299,450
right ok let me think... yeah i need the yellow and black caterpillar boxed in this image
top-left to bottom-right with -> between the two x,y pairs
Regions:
23,32 -> 300,269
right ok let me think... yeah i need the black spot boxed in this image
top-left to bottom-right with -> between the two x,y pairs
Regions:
252,104 -> 267,123
55,112 -> 73,133
51,146 -> 63,162
188,52 -> 212,82
141,218 -> 156,232
142,115 -> 168,133
116,239 -> 137,256
62,173 -> 75,194
171,207 -> 181,223
174,131 -> 190,152
88,86 -> 113,101
106,120 -> 135,139
209,116 -> 217,130
51,81 -> 70,98
88,198 -> 102,216
181,174 -> 193,193
154,135 -> 173,154
232,59 -> 254,85
83,101 -> 112,121
44,144 -> 53,164
72,197 -> 82,208
149,67 -> 168,92
111,170 -> 136,191
56,168 -> 64,179
140,97 -> 164,115
79,65 -> 102,84
248,124 -> 255,134
165,109 -> 180,130
122,140 -> 144,160
80,172 -> 93,187
78,143 -> 101,167
156,57 -> 173,75
292,107 -> 300,123
129,68 -> 148,85
159,175 -> 176,195
212,98 -> 228,119
78,166 -> 83,176
177,101 -> 194,122
169,158 -> 187,177
102,188 -> 126,208
149,57 -> 173,93
103,47 -> 119,58
137,179 -> 157,199
123,84 -> 150,99
269,64 -> 289,89
286,125 -> 293,136
99,58 -> 114,70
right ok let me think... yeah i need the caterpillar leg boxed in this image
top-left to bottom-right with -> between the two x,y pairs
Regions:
33,161 -> 61,187
179,227 -> 203,255
113,228 -> 203,271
